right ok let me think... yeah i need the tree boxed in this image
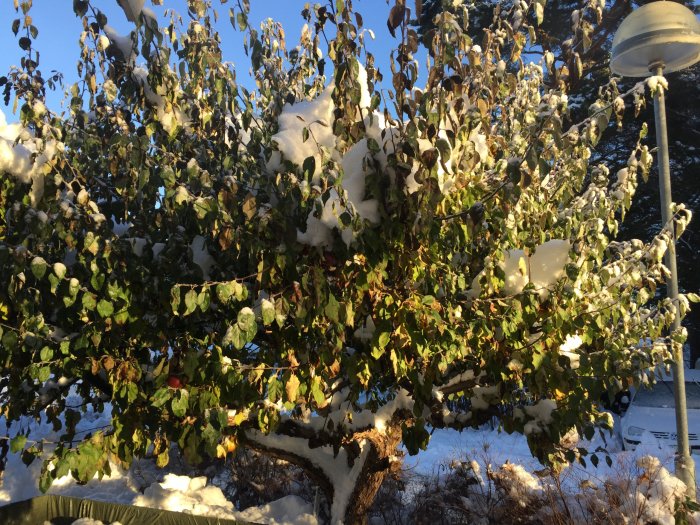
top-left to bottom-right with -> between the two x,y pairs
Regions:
0,0 -> 694,522
414,0 -> 700,368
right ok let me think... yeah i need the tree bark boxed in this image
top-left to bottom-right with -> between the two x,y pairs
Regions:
243,420 -> 406,525
341,425 -> 404,525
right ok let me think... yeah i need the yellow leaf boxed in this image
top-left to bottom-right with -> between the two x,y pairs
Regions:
216,444 -> 227,459
242,193 -> 256,221
224,436 -> 237,453
518,256 -> 528,277
228,410 -> 248,427
286,373 -> 300,402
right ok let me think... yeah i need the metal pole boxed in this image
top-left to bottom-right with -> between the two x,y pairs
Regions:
652,63 -> 696,500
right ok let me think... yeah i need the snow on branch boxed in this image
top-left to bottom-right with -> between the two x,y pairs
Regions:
245,429 -> 370,523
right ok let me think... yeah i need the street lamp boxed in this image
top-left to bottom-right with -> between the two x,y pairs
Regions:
611,0 -> 700,499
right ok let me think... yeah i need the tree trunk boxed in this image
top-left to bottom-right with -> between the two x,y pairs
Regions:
243,421 -> 405,525
342,425 -> 404,525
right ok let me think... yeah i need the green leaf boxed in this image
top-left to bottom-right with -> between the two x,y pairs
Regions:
261,299 -> 275,326
21,445 -> 38,466
68,278 -> 81,296
39,469 -> 54,493
267,375 -> 283,403
73,0 -> 88,17
275,298 -> 289,328
402,420 -> 430,455
38,366 -> 51,382
216,282 -> 236,304
170,287 -> 181,315
82,292 -> 97,311
378,332 -> 391,349
10,435 -> 27,454
30,257 -> 48,279
237,307 -> 257,340
236,11 -> 248,30
39,347 -> 53,362
122,382 -> 138,403
325,293 -> 340,322
197,289 -> 211,312
310,377 -> 325,406
52,262 -> 67,279
18,37 -> 31,51
90,272 -> 105,291
223,324 -> 246,349
48,273 -> 60,294
184,289 -> 198,316
151,387 -> 172,408
531,350 -> 545,370
302,156 -> 316,181
371,345 -> 385,360
171,390 -> 189,417
96,299 -> 114,318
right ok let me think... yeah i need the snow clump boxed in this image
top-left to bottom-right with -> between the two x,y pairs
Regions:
0,107 -> 62,206
521,399 -> 557,435
103,26 -> 136,64
646,75 -> 668,93
270,65 -> 395,247
635,456 -> 688,525
491,462 -> 543,507
469,239 -> 570,299
558,334 -> 582,369
132,66 -> 190,134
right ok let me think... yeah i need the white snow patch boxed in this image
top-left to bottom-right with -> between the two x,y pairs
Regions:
267,85 -> 336,178
558,334 -> 582,370
353,315 -> 376,342
523,399 -> 557,435
131,66 -> 189,134
0,107 -> 61,206
117,0 -> 145,22
190,235 -> 214,280
237,495 -> 318,525
103,26 -> 135,64
469,240 -> 570,300
469,384 -> 500,411
646,75 -> 668,93
493,462 -> 543,506
635,456 -> 687,525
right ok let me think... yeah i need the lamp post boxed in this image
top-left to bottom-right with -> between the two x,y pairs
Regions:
611,0 -> 700,499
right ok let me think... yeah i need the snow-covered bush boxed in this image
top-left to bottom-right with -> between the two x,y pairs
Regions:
404,448 -> 697,525
0,0 -> 693,522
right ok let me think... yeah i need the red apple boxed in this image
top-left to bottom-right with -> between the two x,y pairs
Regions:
167,376 -> 182,389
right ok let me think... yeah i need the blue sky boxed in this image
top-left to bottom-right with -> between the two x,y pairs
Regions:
0,0 -> 401,115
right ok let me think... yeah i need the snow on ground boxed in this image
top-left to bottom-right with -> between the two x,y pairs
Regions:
2,405 -> 698,524
407,418 -> 699,491
0,395 -> 316,524
404,426 -> 544,477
